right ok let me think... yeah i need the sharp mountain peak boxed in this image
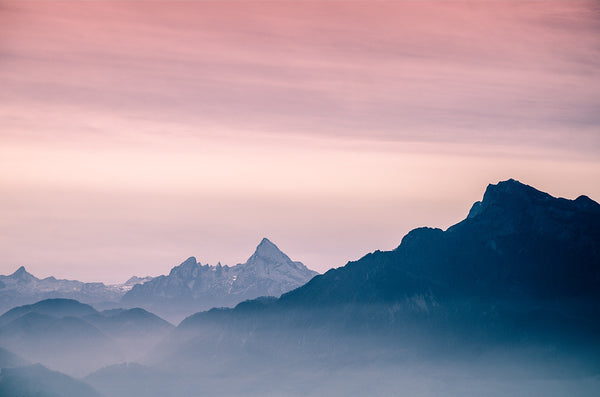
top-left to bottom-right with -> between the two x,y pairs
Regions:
121,237 -> 317,321
253,237 -> 285,256
10,266 -> 36,281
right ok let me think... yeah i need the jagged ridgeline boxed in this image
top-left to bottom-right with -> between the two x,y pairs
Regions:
1,179 -> 599,397
120,238 -> 318,322
153,179 -> 600,374
0,267 -> 141,315
0,239 -> 318,323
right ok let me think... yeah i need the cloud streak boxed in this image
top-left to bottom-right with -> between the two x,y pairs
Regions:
2,1 -> 599,146
0,1 -> 599,281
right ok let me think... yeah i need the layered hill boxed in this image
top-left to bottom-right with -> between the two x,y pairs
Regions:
5,179 -> 598,396
121,238 -> 318,322
0,299 -> 173,376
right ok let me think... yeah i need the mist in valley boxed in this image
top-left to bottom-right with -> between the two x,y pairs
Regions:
2,307 -> 598,397
1,179 -> 600,396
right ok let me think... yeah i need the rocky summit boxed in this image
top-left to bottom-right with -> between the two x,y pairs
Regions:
120,238 -> 318,322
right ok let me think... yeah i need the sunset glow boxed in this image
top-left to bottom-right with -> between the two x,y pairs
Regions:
1,1 -> 599,282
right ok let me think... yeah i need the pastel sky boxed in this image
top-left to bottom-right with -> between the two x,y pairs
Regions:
1,1 -> 599,283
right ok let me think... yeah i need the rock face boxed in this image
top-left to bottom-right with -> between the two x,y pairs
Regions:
0,268 -> 152,315
121,238 -> 318,322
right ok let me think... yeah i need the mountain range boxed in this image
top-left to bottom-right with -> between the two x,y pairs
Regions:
0,298 -> 173,376
0,267 -> 152,315
0,179 -> 598,396
1,238 -> 318,323
154,179 -> 600,375
120,238 -> 319,322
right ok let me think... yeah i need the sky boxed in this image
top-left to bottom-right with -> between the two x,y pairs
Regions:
1,1 -> 599,283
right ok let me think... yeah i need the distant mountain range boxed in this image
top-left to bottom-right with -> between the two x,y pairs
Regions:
121,238 -> 319,322
1,238 -> 318,322
0,298 -> 173,376
156,179 -> 600,372
0,267 -> 152,315
1,179 -> 598,396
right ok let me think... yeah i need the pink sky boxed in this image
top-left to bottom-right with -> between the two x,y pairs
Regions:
1,1 -> 599,283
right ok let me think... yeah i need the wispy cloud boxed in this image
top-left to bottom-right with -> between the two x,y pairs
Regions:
0,1 -> 599,281
2,1 -> 599,147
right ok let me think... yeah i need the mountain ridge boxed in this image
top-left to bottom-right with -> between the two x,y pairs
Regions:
0,267 -> 153,315
164,179 -> 600,373
274,179 -> 600,309
121,238 -> 318,322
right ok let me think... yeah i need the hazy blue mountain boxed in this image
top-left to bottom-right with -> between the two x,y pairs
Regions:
0,268 -> 153,315
0,364 -> 101,397
156,180 -> 600,375
83,308 -> 174,356
0,298 -> 97,327
0,347 -> 28,369
84,308 -> 173,338
0,298 -> 173,377
85,363 -> 177,397
121,238 -> 318,322
0,304 -> 115,377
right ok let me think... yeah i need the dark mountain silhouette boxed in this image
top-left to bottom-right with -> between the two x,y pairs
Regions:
279,178 -> 600,307
121,238 -> 318,322
156,179 -> 600,372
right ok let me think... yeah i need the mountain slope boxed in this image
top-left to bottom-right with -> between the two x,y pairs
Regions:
121,238 -> 318,322
158,179 -> 600,372
0,364 -> 101,397
279,179 -> 600,307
